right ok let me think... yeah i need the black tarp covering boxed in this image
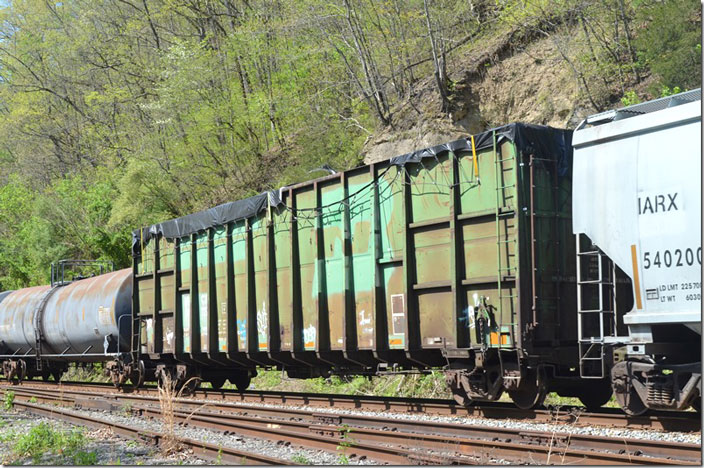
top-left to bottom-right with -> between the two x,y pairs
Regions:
389,123 -> 572,177
132,123 -> 571,256
132,193 -> 268,256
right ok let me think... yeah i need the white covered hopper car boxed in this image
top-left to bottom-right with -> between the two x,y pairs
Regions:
572,89 -> 701,414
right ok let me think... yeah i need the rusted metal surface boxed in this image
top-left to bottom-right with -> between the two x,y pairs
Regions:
5,380 -> 701,433
0,269 -> 132,362
130,127 -> 588,411
6,384 -> 700,465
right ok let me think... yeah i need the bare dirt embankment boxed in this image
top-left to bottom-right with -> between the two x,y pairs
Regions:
361,27 -> 593,164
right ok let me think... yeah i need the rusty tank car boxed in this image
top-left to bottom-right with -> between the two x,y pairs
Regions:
0,263 -> 138,384
130,122 -> 613,409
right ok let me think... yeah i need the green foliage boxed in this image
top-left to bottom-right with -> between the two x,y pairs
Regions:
251,369 -> 451,399
660,86 -> 683,98
291,453 -> 313,465
3,391 -> 14,410
635,0 -> 701,91
11,422 -> 90,464
0,0 -> 695,287
620,90 -> 641,107
336,424 -> 354,464
73,450 -> 99,465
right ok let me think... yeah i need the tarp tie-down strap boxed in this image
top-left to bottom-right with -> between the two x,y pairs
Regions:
133,123 -> 572,256
470,134 -> 479,181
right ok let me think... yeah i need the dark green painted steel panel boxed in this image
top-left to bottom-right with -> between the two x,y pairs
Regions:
232,221 -> 248,351
251,215 -> 268,351
294,188 -> 318,351
348,170 -> 375,349
195,232 -> 209,353
132,126 -> 576,373
214,227 -> 228,353
272,202 -> 293,350
320,181 -> 346,350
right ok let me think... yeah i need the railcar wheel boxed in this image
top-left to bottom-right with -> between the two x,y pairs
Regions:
209,378 -> 226,390
508,369 -> 546,410
450,385 -> 473,406
578,381 -> 613,412
614,385 -> 647,416
691,397 -> 701,413
230,374 -> 251,392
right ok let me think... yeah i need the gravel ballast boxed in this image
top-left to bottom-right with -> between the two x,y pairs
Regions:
2,393 -> 699,465
178,396 -> 702,445
2,403 -> 372,465
0,407 -> 205,465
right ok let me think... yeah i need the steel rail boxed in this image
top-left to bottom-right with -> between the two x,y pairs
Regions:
3,379 -> 700,433
9,400 -> 295,465
4,385 -> 701,465
6,389 -> 474,465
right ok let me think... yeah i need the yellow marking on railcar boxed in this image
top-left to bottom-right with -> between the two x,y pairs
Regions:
631,244 -> 643,309
470,134 -> 479,178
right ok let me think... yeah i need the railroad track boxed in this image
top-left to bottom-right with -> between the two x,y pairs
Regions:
6,399 -> 293,465
4,379 -> 700,432
2,383 -> 700,465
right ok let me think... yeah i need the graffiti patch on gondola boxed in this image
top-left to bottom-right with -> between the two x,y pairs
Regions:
359,310 -> 371,326
303,324 -> 316,349
219,301 -> 227,352
199,293 -> 208,352
145,318 -> 154,353
182,294 -> 191,352
257,302 -> 268,349
237,319 -> 247,349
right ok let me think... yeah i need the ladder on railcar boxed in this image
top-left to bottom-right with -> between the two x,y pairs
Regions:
33,286 -> 61,371
576,234 -> 617,378
493,133 -> 518,353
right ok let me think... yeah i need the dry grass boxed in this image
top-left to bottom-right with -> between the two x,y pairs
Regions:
156,374 -> 200,455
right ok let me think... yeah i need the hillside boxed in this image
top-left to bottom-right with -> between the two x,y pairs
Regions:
0,0 -> 700,288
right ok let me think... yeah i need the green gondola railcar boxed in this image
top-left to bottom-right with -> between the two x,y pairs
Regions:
132,123 -> 608,408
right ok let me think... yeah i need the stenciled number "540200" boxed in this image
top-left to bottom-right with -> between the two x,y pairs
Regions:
643,247 -> 702,269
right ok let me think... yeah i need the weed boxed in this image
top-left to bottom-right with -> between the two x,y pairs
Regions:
216,447 -> 223,465
74,450 -> 98,465
157,373 -> 179,455
28,396 -> 37,403
4,390 -> 15,410
157,373 -> 199,456
251,368 -> 452,399
291,452 -> 312,465
11,422 -> 89,464
336,424 -> 353,465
